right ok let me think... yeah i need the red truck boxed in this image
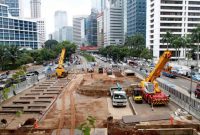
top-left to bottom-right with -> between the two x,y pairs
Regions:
195,83 -> 200,98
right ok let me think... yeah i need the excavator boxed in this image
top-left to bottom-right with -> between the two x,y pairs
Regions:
56,48 -> 68,78
139,50 -> 172,105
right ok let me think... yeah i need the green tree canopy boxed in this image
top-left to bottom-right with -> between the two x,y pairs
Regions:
44,40 -> 58,49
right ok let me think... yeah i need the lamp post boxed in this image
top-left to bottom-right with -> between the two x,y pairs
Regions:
189,65 -> 194,114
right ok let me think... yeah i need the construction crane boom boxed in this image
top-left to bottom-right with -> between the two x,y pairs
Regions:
145,50 -> 172,82
139,50 -> 172,105
56,48 -> 67,78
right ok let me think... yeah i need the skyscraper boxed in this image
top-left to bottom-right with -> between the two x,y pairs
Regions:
85,9 -> 98,46
91,0 -> 104,13
73,15 -> 88,46
146,0 -> 200,59
127,0 -> 146,37
4,0 -> 20,17
104,0 -> 124,46
30,0 -> 41,18
54,11 -> 68,31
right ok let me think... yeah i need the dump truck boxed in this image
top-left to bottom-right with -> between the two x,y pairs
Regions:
110,83 -> 127,107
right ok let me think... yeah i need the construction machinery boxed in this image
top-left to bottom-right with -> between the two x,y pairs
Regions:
56,48 -> 67,78
110,83 -> 127,107
140,50 -> 172,105
133,87 -> 143,103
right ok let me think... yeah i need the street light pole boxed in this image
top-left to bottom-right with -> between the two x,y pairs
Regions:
189,65 -> 194,114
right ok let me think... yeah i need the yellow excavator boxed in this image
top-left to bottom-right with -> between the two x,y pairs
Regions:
56,48 -> 68,78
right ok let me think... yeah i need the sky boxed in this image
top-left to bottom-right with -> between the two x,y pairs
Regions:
23,0 -> 92,36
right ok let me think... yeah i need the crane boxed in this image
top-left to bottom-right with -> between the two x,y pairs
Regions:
140,50 -> 172,105
56,48 -> 67,78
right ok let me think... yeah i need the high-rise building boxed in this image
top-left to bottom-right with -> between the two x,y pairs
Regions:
60,26 -> 73,42
127,0 -> 146,37
146,0 -> 200,59
91,0 -> 105,13
97,12 -> 104,47
0,4 -> 39,49
30,0 -> 41,18
30,18 -> 46,48
123,0 -> 127,38
85,9 -> 98,46
54,11 -> 68,31
3,0 -> 20,17
104,0 -> 124,46
73,15 -> 88,46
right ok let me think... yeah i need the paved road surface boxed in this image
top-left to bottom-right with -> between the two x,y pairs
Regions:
160,75 -> 197,92
107,98 -> 133,119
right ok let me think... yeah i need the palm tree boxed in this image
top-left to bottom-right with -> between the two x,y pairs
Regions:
191,26 -> 200,68
171,36 -> 183,62
184,35 -> 193,65
162,31 -> 173,49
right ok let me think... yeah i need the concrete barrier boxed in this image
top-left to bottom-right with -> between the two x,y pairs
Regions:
0,75 -> 39,102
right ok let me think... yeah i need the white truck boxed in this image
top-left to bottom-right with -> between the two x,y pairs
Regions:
110,83 -> 127,107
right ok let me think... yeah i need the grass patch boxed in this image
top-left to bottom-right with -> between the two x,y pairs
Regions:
82,53 -> 96,62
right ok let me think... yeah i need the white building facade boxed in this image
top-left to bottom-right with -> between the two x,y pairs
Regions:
104,0 -> 124,46
30,0 -> 41,18
73,16 -> 87,46
146,0 -> 200,59
61,26 -> 73,42
54,11 -> 68,31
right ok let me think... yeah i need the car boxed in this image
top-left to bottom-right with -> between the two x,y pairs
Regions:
0,79 -> 12,90
192,74 -> 200,81
0,73 -> 7,80
27,71 -> 39,76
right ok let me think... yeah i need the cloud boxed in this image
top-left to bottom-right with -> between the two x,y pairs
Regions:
41,0 -> 91,35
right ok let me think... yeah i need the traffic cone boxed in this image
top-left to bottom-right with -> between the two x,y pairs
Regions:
170,116 -> 174,125
34,120 -> 39,128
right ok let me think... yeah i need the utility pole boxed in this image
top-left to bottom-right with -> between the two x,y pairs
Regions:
189,65 -> 194,114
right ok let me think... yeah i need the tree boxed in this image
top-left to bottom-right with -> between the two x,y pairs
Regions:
162,31 -> 173,49
7,45 -> 20,67
140,48 -> 153,61
171,36 -> 183,61
44,40 -> 58,49
191,25 -> 200,67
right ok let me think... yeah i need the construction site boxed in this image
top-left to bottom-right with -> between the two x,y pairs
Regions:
0,50 -> 200,135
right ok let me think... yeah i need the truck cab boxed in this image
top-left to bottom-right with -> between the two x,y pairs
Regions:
110,86 -> 127,107
195,83 -> 200,98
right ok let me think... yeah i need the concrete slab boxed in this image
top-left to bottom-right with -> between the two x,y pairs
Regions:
107,98 -> 133,119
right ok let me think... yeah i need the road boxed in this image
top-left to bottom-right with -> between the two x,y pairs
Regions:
160,75 -> 197,92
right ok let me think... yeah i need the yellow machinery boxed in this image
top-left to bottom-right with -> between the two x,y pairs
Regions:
133,87 -> 143,103
140,50 -> 172,105
56,48 -> 67,78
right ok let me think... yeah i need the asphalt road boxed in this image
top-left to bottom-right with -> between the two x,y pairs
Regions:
160,75 -> 197,92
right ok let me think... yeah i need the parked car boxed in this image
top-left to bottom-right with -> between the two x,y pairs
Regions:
27,71 -> 39,76
0,79 -> 12,90
192,74 -> 200,81
195,83 -> 200,98
0,73 -> 7,80
11,76 -> 26,84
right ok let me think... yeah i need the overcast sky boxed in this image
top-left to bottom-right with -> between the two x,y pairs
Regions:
23,0 -> 92,36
